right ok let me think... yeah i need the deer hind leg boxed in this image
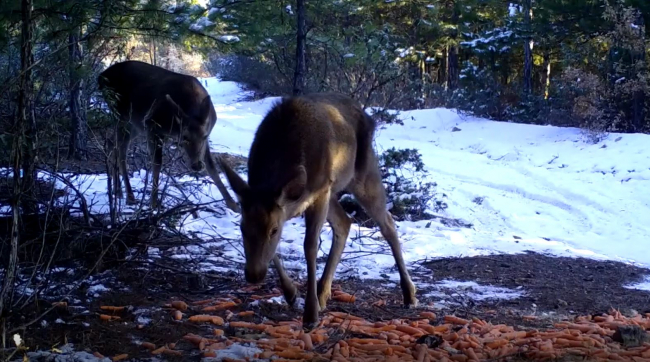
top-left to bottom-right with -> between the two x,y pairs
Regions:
116,123 -> 136,205
148,135 -> 164,210
302,190 -> 331,330
272,255 -> 298,306
350,162 -> 418,308
203,149 -> 241,213
317,196 -> 352,310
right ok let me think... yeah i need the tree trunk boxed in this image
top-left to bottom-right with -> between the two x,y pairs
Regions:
447,45 -> 459,90
1,0 -> 33,318
20,0 -> 37,211
292,0 -> 306,96
523,0 -> 533,94
631,13 -> 645,131
438,48 -> 447,87
542,51 -> 551,99
68,25 -> 87,160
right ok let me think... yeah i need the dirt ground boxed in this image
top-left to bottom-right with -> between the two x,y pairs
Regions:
5,236 -> 649,361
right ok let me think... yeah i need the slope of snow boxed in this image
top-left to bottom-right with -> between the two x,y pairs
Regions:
198,77 -> 650,274
19,77 -> 648,287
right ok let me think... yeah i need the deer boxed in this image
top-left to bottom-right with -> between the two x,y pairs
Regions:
218,92 -> 418,329
97,60 -> 239,213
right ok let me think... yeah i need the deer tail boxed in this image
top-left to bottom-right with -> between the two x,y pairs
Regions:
355,110 -> 377,173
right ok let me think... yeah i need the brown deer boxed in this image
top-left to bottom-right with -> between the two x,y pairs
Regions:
97,60 -> 239,212
218,93 -> 418,329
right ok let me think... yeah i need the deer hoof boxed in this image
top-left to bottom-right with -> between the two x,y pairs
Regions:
283,288 -> 298,307
302,320 -> 319,332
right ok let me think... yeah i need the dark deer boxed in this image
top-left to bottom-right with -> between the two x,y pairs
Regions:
97,60 -> 239,212
218,93 -> 418,329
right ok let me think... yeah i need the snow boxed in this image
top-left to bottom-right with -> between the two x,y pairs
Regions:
6,77 -> 649,297
624,276 -> 650,292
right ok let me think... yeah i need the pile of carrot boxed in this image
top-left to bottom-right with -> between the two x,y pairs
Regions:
97,296 -> 650,361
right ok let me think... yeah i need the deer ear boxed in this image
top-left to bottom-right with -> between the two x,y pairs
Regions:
199,95 -> 213,121
277,166 -> 307,206
217,155 -> 249,200
165,94 -> 189,125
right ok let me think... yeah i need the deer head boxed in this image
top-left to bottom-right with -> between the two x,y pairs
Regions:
164,94 -> 214,172
219,160 -> 307,283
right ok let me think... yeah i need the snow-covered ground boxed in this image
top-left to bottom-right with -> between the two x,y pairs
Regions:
37,77 -> 650,284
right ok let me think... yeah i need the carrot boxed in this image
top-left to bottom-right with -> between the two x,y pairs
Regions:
203,351 -> 217,358
395,325 -> 424,336
449,354 -> 468,362
202,301 -> 237,312
485,339 -> 508,349
301,332 -> 314,350
99,314 -> 120,321
348,338 -> 388,345
182,333 -> 205,345
333,292 -> 356,303
192,298 -> 215,305
162,349 -> 182,356
222,358 -> 245,362
173,310 -> 182,321
275,350 -> 312,359
93,352 -> 104,358
213,329 -> 224,336
140,342 -> 155,350
188,315 -> 224,325
500,331 -> 527,339
111,354 -> 128,361
100,306 -> 125,312
465,348 -> 479,361
444,316 -> 470,325
151,346 -> 168,355
238,310 -> 254,317
171,301 -> 188,311
328,312 -> 364,320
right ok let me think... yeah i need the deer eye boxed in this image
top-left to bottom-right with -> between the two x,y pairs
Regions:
269,227 -> 279,238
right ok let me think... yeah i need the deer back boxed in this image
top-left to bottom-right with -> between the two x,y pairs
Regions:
244,93 -> 375,211
98,60 -> 215,137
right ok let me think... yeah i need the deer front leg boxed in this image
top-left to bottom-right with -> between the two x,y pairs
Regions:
302,191 -> 330,330
203,149 -> 241,213
116,124 -> 136,204
272,255 -> 298,306
148,135 -> 163,210
317,197 -> 352,310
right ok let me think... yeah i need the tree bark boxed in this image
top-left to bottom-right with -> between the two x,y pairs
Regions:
631,12 -> 645,131
20,0 -> 37,211
542,50 -> 551,99
523,0 -> 533,94
292,0 -> 306,96
68,25 -> 87,160
1,0 -> 33,318
447,45 -> 459,90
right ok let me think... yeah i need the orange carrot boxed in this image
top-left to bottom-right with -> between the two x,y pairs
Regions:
238,310 -> 254,317
151,346 -> 167,355
333,292 -> 356,303
173,310 -> 182,321
500,331 -> 527,339
449,354 -> 468,362
395,325 -> 424,336
420,311 -> 436,320
100,306 -> 125,312
465,348 -> 479,361
93,352 -> 104,358
192,298 -> 215,305
99,314 -> 120,321
188,315 -> 224,325
213,329 -> 224,336
140,342 -> 155,350
203,351 -> 217,358
171,301 -> 188,311
202,301 -> 237,312
111,354 -> 128,361
162,349 -> 182,356
444,316 -> 470,325
301,332 -> 314,350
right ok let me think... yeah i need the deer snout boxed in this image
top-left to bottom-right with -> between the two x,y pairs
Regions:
244,265 -> 268,285
191,161 -> 205,172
